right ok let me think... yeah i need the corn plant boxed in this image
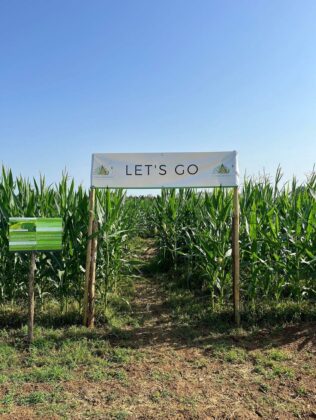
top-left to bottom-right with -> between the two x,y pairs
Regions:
95,188 -> 131,308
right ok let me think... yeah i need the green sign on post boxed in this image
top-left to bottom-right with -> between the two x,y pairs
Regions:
9,218 -> 62,252
8,217 -> 62,343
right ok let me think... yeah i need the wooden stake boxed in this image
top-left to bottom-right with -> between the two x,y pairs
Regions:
232,186 -> 240,326
28,251 -> 36,343
83,188 -> 95,326
86,219 -> 98,328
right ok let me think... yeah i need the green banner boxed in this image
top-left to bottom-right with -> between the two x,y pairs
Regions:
9,218 -> 62,252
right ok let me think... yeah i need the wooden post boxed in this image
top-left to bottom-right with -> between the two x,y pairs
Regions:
28,251 -> 36,343
83,188 -> 95,326
86,219 -> 98,328
232,186 -> 240,326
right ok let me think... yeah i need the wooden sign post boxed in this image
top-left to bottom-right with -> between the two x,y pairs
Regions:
83,189 -> 98,328
8,218 -> 63,343
28,251 -> 36,343
232,186 -> 240,326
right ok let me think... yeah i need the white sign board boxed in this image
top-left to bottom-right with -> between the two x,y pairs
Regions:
91,152 -> 238,188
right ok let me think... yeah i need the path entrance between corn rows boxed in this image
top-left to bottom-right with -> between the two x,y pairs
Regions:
97,238 -> 316,419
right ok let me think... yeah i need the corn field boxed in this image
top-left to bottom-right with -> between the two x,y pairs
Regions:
0,166 -> 315,314
153,169 -> 316,306
0,168 -> 131,312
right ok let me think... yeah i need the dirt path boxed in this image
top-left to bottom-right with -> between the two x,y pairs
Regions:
101,240 -> 316,419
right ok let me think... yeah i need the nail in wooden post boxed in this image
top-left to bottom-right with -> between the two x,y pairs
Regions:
232,186 -> 241,326
28,251 -> 36,343
83,188 -> 95,326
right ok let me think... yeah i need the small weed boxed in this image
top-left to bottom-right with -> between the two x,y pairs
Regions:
18,391 -> 49,405
192,358 -> 208,369
302,363 -> 314,374
59,339 -> 95,368
18,390 -> 64,406
252,351 -> 295,379
295,386 -> 308,397
270,365 -> 295,379
109,369 -> 128,382
251,352 -> 274,369
150,389 -> 171,402
177,395 -> 198,406
150,369 -> 173,381
84,366 -> 109,382
36,402 -> 76,417
1,389 -> 64,407
31,336 -> 56,351
266,349 -> 290,362
0,374 -> 8,384
253,365 -> 269,376
84,366 -> 127,382
109,347 -> 131,364
7,366 -> 71,383
0,344 -> 18,369
225,348 -> 247,363
24,365 -> 72,383
214,346 -> 247,364
1,391 -> 15,406
109,409 -> 130,419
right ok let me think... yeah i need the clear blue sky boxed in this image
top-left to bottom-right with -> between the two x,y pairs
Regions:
1,0 -> 315,190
